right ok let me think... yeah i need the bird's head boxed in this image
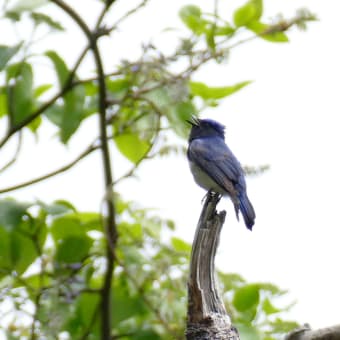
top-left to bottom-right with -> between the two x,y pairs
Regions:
187,117 -> 225,141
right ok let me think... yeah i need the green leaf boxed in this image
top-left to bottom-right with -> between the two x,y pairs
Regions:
251,0 -> 263,20
65,292 -> 100,337
0,199 -> 31,230
37,200 -> 75,216
234,0 -> 262,27
215,24 -> 235,36
78,292 -> 100,326
165,219 -> 175,230
262,298 -> 280,315
171,237 -> 191,252
34,83 -> 52,98
119,222 -> 142,241
218,272 -> 246,289
120,245 -> 145,265
50,216 -> 86,241
11,229 -> 39,274
9,0 -> 47,13
269,318 -> 299,334
55,235 -> 93,263
233,284 -> 260,312
254,282 -> 285,295
21,273 -> 51,289
7,62 -> 34,126
45,51 -> 68,85
84,81 -> 98,96
247,21 -> 289,42
0,200 -> 46,274
179,5 -> 206,35
143,84 -> 195,138
112,275 -> 148,324
60,81 -> 86,143
170,101 -> 196,137
30,12 -> 64,31
0,43 -> 23,71
45,51 -> 86,143
75,212 -> 102,232
44,103 -> 64,125
233,2 -> 258,27
0,90 -> 7,117
190,81 -> 252,100
0,226 -> 11,271
144,220 -> 161,240
236,323 -> 261,340
174,101 -> 195,121
4,11 -> 21,21
28,115 -> 42,132
131,330 -> 162,340
114,133 -> 150,164
106,77 -> 130,101
205,25 -> 216,50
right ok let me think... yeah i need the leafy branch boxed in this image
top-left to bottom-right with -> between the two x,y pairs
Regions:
0,45 -> 89,149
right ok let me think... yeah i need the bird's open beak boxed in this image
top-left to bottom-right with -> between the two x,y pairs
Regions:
186,116 -> 200,126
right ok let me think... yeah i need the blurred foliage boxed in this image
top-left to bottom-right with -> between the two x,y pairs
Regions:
0,197 -> 298,339
0,0 -> 315,339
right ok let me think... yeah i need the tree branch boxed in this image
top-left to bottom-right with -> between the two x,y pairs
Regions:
50,2 -> 118,339
0,141 -> 98,194
286,324 -> 340,340
91,21 -> 117,340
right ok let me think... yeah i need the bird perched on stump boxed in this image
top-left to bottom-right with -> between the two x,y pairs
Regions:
187,117 -> 255,230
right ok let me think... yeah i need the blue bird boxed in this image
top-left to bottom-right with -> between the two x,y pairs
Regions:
187,118 -> 255,230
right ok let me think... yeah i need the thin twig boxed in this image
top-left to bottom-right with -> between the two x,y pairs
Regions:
0,142 -> 98,194
0,130 -> 22,173
94,0 -> 115,30
107,0 -> 149,33
71,70 -> 123,88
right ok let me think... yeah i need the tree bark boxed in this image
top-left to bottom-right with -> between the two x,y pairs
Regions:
186,193 -> 240,340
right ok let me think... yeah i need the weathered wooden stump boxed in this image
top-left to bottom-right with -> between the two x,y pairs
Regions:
186,193 -> 240,340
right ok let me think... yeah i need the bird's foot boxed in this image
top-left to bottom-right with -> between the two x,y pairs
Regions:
201,190 -> 221,204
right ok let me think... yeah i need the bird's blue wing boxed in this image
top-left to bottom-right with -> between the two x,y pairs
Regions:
188,137 -> 245,194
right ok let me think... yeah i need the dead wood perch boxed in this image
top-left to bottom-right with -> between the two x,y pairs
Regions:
285,324 -> 340,340
186,193 -> 240,340
185,194 -> 340,340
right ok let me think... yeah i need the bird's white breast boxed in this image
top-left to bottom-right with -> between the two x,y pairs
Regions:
189,161 -> 225,194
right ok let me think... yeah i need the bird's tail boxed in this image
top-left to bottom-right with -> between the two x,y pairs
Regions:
239,194 -> 255,230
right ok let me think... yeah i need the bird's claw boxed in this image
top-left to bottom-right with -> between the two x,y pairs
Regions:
201,190 -> 221,204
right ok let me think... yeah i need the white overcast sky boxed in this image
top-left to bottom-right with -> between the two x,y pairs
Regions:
1,0 -> 339,332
